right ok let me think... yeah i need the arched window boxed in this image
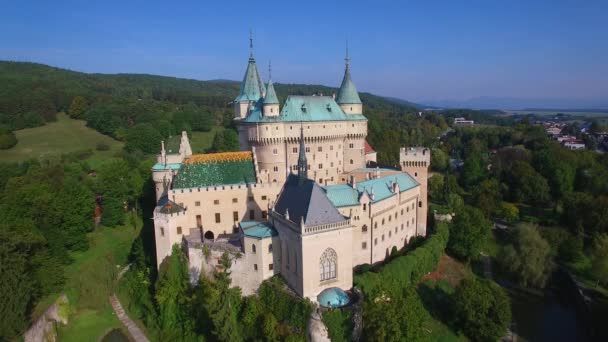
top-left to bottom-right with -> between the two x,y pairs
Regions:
252,244 -> 256,254
319,248 -> 337,281
268,244 -> 273,253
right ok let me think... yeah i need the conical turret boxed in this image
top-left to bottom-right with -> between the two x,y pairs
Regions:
336,45 -> 362,114
234,32 -> 266,119
263,62 -> 280,116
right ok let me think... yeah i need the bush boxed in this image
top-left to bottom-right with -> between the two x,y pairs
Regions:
322,309 -> 353,342
355,223 -> 449,295
96,142 -> 110,151
0,128 -> 17,149
258,277 -> 314,333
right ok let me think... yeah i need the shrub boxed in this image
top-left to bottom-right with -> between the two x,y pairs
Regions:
355,223 -> 449,295
322,309 -> 353,342
0,130 -> 17,149
96,142 -> 110,151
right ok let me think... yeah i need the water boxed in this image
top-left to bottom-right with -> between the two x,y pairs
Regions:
509,273 -> 590,342
101,329 -> 130,342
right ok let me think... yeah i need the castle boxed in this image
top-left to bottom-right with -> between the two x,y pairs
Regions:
151,40 -> 430,302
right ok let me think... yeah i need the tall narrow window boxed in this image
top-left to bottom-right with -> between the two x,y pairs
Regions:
319,248 -> 337,281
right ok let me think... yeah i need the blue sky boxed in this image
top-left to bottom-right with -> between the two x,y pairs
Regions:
1,0 -> 606,103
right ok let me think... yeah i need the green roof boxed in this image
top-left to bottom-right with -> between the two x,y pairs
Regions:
323,173 -> 420,207
336,61 -> 362,105
240,221 -> 277,239
264,80 -> 279,104
235,57 -> 266,102
322,184 -> 360,207
152,163 -> 182,171
172,159 -> 256,188
244,95 -> 366,123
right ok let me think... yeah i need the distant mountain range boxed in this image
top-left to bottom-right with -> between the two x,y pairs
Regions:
420,96 -> 608,111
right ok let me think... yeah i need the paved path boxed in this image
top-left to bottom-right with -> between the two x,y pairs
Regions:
109,294 -> 150,342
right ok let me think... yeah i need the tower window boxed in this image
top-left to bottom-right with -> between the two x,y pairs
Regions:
349,143 -> 354,149
350,159 -> 353,165
318,146 -> 322,152
306,147 -> 310,153
233,211 -> 238,221
362,242 -> 367,250
177,226 -> 182,235
293,147 -> 298,153
232,198 -> 238,203
273,166 -> 279,172
195,201 -> 200,206
215,213 -> 221,223
214,199 -> 220,205
273,148 -> 278,155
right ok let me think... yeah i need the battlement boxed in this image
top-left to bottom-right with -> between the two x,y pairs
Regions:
400,147 -> 431,165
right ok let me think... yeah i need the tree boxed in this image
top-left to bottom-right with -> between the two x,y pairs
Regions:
155,245 -> 195,340
428,174 -> 444,202
363,287 -> 427,342
448,206 -> 491,261
505,161 -> 550,205
125,123 -> 163,154
96,160 -> 132,226
461,152 -> 485,188
431,148 -> 448,172
68,96 -> 88,118
591,234 -> 608,286
453,278 -> 511,342
209,129 -> 239,153
472,179 -> 501,218
500,202 -> 519,224
498,223 -> 553,288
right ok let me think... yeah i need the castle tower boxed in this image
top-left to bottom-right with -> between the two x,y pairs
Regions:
234,33 -> 266,119
336,45 -> 362,115
400,147 -> 431,236
263,62 -> 280,117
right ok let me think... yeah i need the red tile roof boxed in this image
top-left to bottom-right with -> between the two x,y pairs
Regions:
365,140 -> 375,154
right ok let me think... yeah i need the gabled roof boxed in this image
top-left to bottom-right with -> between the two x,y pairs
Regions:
364,140 -> 375,154
172,152 -> 256,188
235,57 -> 266,102
274,174 -> 346,226
264,80 -> 279,104
336,60 -> 362,105
158,198 -> 185,214
244,95 -> 366,123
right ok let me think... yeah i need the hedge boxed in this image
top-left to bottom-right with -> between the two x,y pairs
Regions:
354,222 -> 449,295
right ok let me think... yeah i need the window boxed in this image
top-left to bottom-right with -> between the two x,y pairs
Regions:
419,201 -> 422,208
382,234 -> 385,241
330,162 -> 334,167
232,198 -> 238,203
252,244 -> 256,253
374,238 -> 378,245
415,172 -> 418,177
362,225 -> 368,233
233,211 -> 239,221
374,222 -> 378,229
363,203 -> 367,211
362,242 -> 367,250
389,231 -> 392,237
306,147 -> 310,153
214,199 -> 220,205
318,146 -> 322,152
350,159 -> 353,165
401,224 -> 404,231
254,264 -> 258,271
177,226 -> 182,235
273,166 -> 279,172
268,244 -> 273,253
401,209 -> 404,215
273,148 -> 278,155
293,147 -> 298,153
382,218 -> 385,225
269,264 -> 273,270
249,210 -> 255,220
330,145 -> 334,151
262,211 -> 268,219
262,195 -> 267,200
160,227 -> 164,236
320,248 -> 337,281
318,164 -> 323,169
349,143 -> 354,149
195,201 -> 201,206
395,227 -> 398,233
215,213 -> 221,223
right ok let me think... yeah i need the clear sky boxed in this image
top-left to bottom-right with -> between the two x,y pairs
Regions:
1,0 -> 606,103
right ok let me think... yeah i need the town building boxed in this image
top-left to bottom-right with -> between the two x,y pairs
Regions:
151,40 -> 430,303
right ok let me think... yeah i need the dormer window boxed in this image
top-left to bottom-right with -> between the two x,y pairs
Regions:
326,104 -> 332,112
301,104 -> 307,113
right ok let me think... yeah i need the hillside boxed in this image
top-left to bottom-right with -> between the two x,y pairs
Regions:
0,61 -> 446,165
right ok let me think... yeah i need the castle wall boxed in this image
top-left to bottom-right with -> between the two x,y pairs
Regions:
400,147 -> 431,235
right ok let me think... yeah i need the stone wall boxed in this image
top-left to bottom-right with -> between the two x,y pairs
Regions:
24,294 -> 69,342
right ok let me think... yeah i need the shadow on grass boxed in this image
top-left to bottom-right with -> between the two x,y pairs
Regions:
417,280 -> 456,331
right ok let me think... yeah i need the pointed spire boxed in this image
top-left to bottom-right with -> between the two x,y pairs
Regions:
235,31 -> 266,103
336,43 -> 362,105
297,125 -> 308,181
264,61 -> 279,105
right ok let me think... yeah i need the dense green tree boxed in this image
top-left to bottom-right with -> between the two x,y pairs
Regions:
472,179 -> 501,218
431,147 -> 449,172
96,160 -> 133,226
500,202 -> 519,224
505,161 -> 550,205
125,123 -> 163,154
155,245 -> 195,340
591,234 -> 608,286
453,278 -> 511,342
448,206 -> 491,261
498,223 -> 553,288
461,152 -> 486,188
428,174 -> 444,202
68,96 -> 88,118
363,287 -> 427,342
210,129 -> 239,153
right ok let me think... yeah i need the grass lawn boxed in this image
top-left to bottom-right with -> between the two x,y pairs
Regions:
0,112 -> 123,164
32,223 -> 140,341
